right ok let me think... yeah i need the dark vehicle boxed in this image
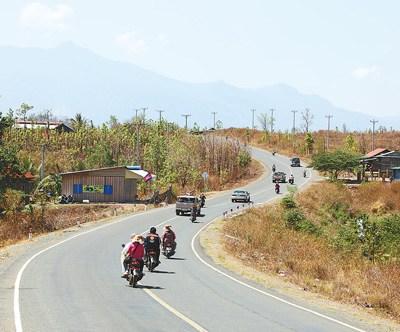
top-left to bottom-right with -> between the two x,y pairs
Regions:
290,157 -> 301,167
127,258 -> 143,287
176,195 -> 201,216
231,190 -> 251,203
145,248 -> 158,272
163,243 -> 175,258
272,172 -> 286,183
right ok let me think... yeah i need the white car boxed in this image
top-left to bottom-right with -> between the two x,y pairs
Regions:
231,190 -> 251,203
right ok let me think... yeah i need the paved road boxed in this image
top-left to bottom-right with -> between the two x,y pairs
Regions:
10,148 -> 369,332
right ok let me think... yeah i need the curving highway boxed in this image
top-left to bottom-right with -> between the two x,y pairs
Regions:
8,147 -> 371,332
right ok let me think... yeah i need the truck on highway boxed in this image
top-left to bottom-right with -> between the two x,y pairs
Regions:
176,195 -> 201,216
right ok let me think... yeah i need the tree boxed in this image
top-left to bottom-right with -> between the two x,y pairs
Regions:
258,113 -> 270,140
344,134 -> 358,153
17,103 -> 34,127
311,150 -> 361,180
301,108 -> 313,133
304,132 -> 314,155
0,145 -> 23,191
70,113 -> 87,131
215,120 -> 223,129
0,112 -> 13,140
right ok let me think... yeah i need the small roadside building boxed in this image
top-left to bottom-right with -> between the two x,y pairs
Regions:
15,120 -> 74,133
360,148 -> 400,180
60,166 -> 154,203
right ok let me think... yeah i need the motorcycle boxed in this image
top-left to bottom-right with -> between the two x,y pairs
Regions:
289,177 -> 294,185
272,165 -> 276,173
145,249 -> 158,272
163,242 -> 176,258
190,208 -> 197,222
275,185 -> 280,194
200,196 -> 206,208
303,170 -> 307,178
127,258 -> 143,287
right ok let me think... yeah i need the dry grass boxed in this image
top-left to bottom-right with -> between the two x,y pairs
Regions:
224,183 -> 400,320
0,204 -> 143,248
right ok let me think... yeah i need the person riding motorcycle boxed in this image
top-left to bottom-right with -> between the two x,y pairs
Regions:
272,164 -> 276,172
303,169 -> 307,178
144,227 -> 161,267
289,174 -> 294,184
162,225 -> 176,252
123,234 -> 145,277
199,193 -> 206,208
191,205 -> 197,221
275,182 -> 280,193
121,233 -> 136,276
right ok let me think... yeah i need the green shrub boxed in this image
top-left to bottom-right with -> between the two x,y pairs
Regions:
284,209 -> 305,229
297,219 -> 320,235
281,194 -> 297,209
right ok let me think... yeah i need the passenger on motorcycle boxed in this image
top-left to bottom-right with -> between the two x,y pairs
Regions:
144,227 -> 161,266
121,233 -> 136,275
123,235 -> 145,278
272,164 -> 276,172
162,225 -> 176,251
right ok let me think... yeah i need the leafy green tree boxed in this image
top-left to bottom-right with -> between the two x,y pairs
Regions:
17,103 -> 34,125
0,145 -> 23,191
304,132 -> 314,155
86,144 -> 116,168
344,134 -> 358,152
311,150 -> 361,180
70,113 -> 87,131
0,112 -> 13,140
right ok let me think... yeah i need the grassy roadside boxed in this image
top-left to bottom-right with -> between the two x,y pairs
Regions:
220,182 -> 400,323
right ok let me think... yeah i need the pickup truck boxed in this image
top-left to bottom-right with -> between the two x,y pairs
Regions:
176,195 -> 201,216
272,171 -> 287,183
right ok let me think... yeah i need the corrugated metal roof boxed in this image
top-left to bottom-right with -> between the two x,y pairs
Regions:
364,148 -> 390,158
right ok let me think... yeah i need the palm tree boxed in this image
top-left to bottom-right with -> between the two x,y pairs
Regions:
70,113 -> 87,131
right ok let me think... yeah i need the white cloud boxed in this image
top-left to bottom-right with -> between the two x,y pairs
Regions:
115,32 -> 147,55
19,2 -> 74,30
352,65 -> 379,79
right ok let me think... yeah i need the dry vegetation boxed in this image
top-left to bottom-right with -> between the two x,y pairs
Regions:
224,182 -> 400,320
0,204 -> 143,248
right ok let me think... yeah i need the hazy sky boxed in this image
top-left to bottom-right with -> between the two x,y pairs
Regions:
0,1 -> 399,117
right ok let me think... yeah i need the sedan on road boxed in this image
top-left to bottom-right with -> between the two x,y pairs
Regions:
231,190 -> 251,203
272,171 -> 287,183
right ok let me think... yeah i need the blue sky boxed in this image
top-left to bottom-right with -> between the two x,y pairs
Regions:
0,0 -> 399,117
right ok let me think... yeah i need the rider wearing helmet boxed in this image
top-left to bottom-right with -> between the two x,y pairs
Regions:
144,227 -> 161,266
162,225 -> 176,252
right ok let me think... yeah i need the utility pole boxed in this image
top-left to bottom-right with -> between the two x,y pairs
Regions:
181,114 -> 191,130
135,109 -> 141,165
156,109 -> 164,123
211,112 -> 217,129
251,109 -> 256,129
291,110 -> 298,134
325,114 -> 333,151
270,108 -> 275,133
370,119 -> 379,151
141,107 -> 148,122
40,144 -> 46,180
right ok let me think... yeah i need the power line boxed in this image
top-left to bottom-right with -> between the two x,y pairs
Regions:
370,119 -> 379,151
181,114 -> 191,130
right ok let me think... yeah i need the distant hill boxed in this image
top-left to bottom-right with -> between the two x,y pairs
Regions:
0,43 -> 397,130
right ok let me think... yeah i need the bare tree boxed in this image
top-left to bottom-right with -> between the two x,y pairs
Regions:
301,108 -> 314,133
258,113 -> 270,140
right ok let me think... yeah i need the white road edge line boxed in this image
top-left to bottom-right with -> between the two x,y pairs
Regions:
191,174 -> 367,332
14,211 -> 207,332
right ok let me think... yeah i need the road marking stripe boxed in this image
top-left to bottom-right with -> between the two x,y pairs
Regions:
191,174 -> 367,332
143,289 -> 207,332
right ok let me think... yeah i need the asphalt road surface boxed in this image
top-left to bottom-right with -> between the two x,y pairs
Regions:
9,147 -> 370,332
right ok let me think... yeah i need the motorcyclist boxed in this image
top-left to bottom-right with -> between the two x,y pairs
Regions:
272,164 -> 276,173
124,234 -> 145,277
275,182 -> 280,193
289,174 -> 294,184
162,225 -> 176,252
303,169 -> 307,178
191,205 -> 197,221
121,233 -> 136,277
199,193 -> 206,208
144,227 -> 161,266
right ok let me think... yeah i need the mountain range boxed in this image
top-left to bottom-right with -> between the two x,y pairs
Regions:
0,43 -> 397,131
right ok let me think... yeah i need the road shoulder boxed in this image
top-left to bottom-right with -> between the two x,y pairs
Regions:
199,219 -> 400,332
